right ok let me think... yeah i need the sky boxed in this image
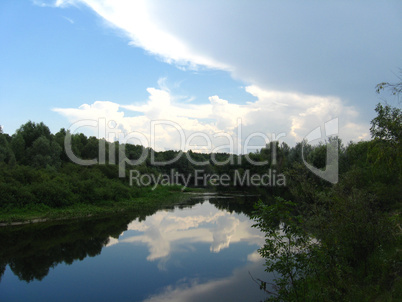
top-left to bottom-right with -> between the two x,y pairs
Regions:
0,0 -> 401,152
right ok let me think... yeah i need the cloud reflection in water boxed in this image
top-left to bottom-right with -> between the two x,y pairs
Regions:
106,201 -> 264,262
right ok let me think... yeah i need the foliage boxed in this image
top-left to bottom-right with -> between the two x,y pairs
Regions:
370,103 -> 401,143
251,100 -> 401,301
0,134 -> 16,166
253,198 -> 318,301
375,69 -> 402,97
29,136 -> 62,168
254,179 -> 398,301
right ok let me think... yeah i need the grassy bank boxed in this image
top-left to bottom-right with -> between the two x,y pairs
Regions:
0,186 -> 206,225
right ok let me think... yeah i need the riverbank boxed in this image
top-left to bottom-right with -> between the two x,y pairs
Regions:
0,187 -> 207,226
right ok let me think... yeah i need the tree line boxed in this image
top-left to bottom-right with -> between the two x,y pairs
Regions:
0,103 -> 400,210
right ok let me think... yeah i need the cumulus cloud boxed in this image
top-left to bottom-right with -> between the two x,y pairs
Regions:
54,80 -> 367,151
210,216 -> 239,253
106,202 -> 264,264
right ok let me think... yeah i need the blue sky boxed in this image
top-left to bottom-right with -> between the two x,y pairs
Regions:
1,0 -> 401,151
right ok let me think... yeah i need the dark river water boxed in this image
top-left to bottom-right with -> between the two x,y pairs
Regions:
0,194 -> 271,301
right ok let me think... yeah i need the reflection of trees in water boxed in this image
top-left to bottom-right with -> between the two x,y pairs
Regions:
0,262 -> 5,282
0,209 -> 158,282
156,197 -> 201,212
207,194 -> 259,217
7,236 -> 110,282
0,196 -> 255,283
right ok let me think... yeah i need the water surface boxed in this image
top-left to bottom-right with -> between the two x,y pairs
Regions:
0,195 -> 271,301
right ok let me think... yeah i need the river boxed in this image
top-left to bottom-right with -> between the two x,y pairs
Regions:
0,194 -> 272,301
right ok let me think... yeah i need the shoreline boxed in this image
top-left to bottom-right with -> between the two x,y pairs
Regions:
0,189 -> 203,227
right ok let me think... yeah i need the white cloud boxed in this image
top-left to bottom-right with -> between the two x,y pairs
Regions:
52,0 -> 401,97
106,202 -> 264,264
247,250 -> 262,263
54,0 -> 230,70
54,80 -> 366,151
243,85 -> 367,144
47,0 -> 393,147
210,216 -> 239,253
142,257 -> 269,302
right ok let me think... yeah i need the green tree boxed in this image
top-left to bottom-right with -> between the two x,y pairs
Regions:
81,136 -> 99,160
368,103 -> 401,201
28,136 -> 62,168
370,103 -> 401,144
16,121 -> 51,148
0,134 -> 15,165
253,198 -> 318,301
10,133 -> 25,163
